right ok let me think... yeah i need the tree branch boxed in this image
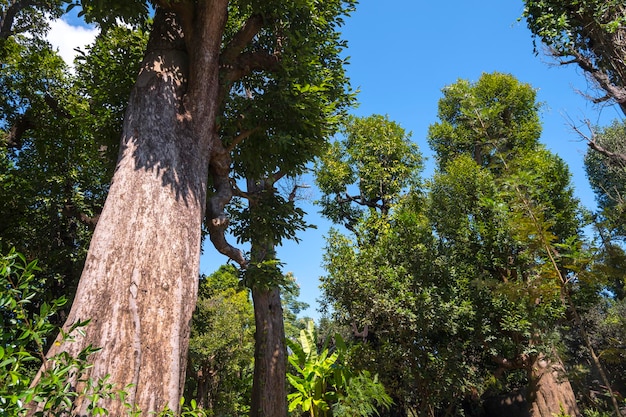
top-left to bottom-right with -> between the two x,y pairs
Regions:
560,48 -> 626,115
3,113 -> 33,148
220,14 -> 264,66
44,92 -> 71,119
62,203 -> 100,230
1,0 -> 35,40
337,193 -> 383,211
351,321 -> 369,340
207,142 -> 247,268
219,50 -> 281,103
571,119 -> 626,165
491,354 -> 529,380
225,127 -> 259,153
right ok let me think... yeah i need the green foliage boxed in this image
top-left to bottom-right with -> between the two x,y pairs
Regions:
318,74 -> 589,415
0,248 -> 220,417
186,265 -> 255,415
315,114 -> 422,231
0,1 -> 64,42
428,72 -> 542,170
320,198 -> 483,415
564,297 -> 626,412
65,0 -> 149,29
222,0 -> 357,182
286,320 -> 392,417
0,248 -> 125,416
281,272 -> 311,340
229,189 -> 312,249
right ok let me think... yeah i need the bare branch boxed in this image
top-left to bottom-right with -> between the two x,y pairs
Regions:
563,49 -> 626,115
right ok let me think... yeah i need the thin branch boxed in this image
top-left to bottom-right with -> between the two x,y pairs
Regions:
337,193 -> 383,211
563,49 -> 626,115
231,180 -> 250,200
272,170 -> 286,183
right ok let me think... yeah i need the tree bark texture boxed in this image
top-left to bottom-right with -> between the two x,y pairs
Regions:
30,5 -> 228,414
527,353 -> 580,417
251,286 -> 287,417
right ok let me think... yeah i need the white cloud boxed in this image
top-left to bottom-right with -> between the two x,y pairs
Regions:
47,19 -> 99,67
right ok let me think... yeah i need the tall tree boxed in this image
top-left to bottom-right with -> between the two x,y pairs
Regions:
316,115 -> 448,415
214,3 -> 354,411
13,1 -> 355,414
428,72 -> 582,417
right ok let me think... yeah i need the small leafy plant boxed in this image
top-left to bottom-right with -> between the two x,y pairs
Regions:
0,248 -> 120,416
286,320 -> 392,417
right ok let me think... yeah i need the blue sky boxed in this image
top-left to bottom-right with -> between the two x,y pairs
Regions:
201,0 -> 623,320
54,1 -> 624,320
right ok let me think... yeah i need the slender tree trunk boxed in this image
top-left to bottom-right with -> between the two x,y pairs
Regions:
28,5 -> 228,414
251,285 -> 287,417
527,352 -> 580,417
196,368 -> 209,410
248,179 -> 288,417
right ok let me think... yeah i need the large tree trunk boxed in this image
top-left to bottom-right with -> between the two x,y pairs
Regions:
527,353 -> 580,417
251,286 -> 287,417
29,5 -> 228,414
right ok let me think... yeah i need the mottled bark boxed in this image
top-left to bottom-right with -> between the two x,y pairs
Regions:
527,353 -> 580,417
29,4 -> 228,414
